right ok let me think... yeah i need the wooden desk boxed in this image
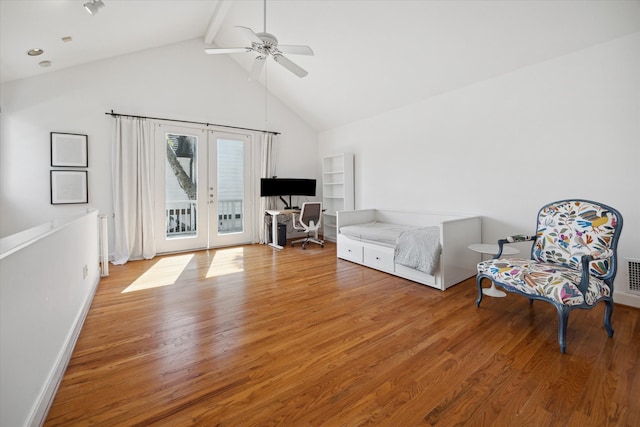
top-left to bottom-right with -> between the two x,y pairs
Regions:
265,209 -> 299,249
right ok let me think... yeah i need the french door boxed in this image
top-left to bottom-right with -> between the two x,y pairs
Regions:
154,123 -> 254,253
207,131 -> 253,247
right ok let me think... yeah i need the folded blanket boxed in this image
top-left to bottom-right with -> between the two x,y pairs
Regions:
394,226 -> 441,275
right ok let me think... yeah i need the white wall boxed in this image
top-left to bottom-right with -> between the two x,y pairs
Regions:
319,33 -> 640,305
0,37 -> 319,247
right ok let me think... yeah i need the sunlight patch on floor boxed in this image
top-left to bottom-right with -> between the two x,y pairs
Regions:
122,254 -> 194,293
206,247 -> 245,278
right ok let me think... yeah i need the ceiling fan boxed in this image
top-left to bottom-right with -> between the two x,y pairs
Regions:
204,0 -> 314,79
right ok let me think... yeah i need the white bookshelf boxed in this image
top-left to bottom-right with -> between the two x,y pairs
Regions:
322,153 -> 354,241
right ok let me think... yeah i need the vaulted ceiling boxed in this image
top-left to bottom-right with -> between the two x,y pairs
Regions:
2,0 -> 639,131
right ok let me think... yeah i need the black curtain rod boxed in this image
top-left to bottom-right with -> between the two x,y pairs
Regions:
104,110 -> 280,135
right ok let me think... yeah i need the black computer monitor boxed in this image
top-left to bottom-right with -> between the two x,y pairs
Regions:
260,178 -> 316,209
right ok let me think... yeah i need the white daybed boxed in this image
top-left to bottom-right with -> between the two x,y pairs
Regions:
337,209 -> 482,290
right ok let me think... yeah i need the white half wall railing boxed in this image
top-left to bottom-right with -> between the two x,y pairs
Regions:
0,209 -> 101,427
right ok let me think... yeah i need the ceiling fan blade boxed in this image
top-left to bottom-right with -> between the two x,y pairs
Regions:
273,54 -> 308,78
204,47 -> 251,55
236,26 -> 264,45
277,45 -> 314,56
249,56 -> 266,81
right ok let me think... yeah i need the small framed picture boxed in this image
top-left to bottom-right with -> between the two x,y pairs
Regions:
51,132 -> 88,167
51,170 -> 88,204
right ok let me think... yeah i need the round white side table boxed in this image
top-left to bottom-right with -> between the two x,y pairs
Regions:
468,243 -> 520,298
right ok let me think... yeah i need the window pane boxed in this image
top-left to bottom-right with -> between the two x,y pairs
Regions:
217,139 -> 243,234
165,133 -> 197,238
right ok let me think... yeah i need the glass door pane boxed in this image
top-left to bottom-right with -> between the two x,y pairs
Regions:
217,139 -> 244,235
165,133 -> 198,238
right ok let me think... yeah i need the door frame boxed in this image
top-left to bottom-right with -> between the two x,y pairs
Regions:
207,130 -> 255,248
153,122 -> 257,254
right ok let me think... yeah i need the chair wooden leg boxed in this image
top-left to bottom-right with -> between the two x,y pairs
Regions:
555,304 -> 570,354
475,275 -> 484,307
604,299 -> 615,338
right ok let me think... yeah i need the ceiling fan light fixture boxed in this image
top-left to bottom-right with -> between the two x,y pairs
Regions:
84,0 -> 105,15
203,0 -> 312,78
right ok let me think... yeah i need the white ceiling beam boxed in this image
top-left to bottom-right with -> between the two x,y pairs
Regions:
203,0 -> 232,45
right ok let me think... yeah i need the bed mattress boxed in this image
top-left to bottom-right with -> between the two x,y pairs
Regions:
339,221 -> 418,247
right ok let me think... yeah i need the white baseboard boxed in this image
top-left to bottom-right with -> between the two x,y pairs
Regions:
614,290 -> 640,308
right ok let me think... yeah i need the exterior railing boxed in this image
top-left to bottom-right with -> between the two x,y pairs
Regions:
166,200 -> 197,237
165,199 -> 242,237
217,199 -> 243,234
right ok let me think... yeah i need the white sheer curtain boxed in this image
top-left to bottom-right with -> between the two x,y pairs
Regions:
258,132 -> 277,243
111,117 -> 156,264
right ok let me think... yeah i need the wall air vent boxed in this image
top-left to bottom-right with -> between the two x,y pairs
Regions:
627,258 -> 640,294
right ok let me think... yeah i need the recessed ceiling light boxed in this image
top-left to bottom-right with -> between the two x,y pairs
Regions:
39,61 -> 52,68
62,36 -> 73,43
27,48 -> 44,56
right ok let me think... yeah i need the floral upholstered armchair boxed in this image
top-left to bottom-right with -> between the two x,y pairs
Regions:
476,199 -> 623,353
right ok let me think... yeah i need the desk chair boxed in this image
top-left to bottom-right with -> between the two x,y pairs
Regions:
291,202 -> 324,249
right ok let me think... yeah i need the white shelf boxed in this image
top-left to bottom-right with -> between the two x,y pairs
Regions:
322,153 -> 354,242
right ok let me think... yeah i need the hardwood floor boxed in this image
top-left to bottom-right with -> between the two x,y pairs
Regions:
45,242 -> 640,426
